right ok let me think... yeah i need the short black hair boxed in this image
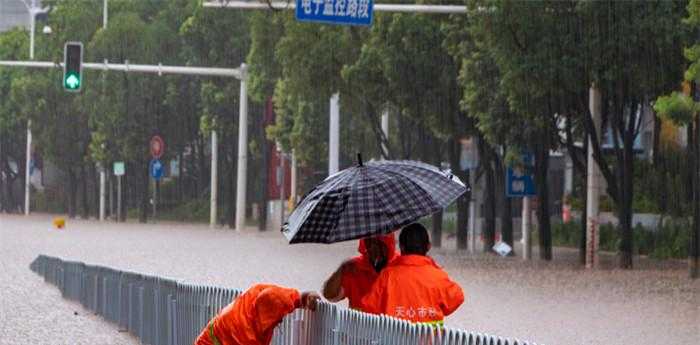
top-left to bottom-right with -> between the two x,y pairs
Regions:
399,223 -> 430,255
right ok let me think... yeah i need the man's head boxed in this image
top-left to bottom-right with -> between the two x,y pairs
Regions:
399,223 -> 431,256
363,237 -> 390,272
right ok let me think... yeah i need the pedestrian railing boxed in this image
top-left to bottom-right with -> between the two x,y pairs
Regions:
29,255 -> 540,345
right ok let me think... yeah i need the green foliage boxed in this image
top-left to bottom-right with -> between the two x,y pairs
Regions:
654,92 -> 697,126
552,220 -> 690,259
159,197 -> 211,223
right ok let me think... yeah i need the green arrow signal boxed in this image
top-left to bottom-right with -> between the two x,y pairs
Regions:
65,73 -> 80,89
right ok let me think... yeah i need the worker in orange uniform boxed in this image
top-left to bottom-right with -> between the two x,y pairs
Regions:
360,223 -> 464,326
195,284 -> 319,345
321,233 -> 398,310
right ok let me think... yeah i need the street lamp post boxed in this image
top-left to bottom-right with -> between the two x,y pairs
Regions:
23,0 -> 48,215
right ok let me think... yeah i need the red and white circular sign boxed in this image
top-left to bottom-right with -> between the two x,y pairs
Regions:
150,135 -> 165,159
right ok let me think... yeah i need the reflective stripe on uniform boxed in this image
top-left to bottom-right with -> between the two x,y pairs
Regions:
209,318 -> 222,345
420,320 -> 444,328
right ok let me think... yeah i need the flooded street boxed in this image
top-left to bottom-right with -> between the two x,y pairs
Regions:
1,214 -> 698,345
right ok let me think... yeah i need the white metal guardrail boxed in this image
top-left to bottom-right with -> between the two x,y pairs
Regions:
30,255 -> 540,345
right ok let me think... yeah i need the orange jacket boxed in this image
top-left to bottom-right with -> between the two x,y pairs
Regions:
341,234 -> 398,310
359,255 -> 464,324
195,284 -> 301,345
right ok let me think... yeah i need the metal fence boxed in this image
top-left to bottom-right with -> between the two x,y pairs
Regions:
29,255 -> 540,345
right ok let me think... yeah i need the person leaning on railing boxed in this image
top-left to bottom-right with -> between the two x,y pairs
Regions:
359,223 -> 465,327
194,284 -> 319,345
321,233 -> 398,311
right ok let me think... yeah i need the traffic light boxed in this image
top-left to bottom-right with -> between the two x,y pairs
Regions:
63,42 -> 83,92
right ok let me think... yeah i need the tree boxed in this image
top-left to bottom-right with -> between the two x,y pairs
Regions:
343,12 -> 470,248
464,0 -> 687,266
0,29 -> 29,213
654,0 -> 700,279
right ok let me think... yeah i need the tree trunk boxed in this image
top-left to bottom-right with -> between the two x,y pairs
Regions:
579,176 -> 588,265
691,118 -> 699,279
495,152 -> 514,251
535,134 -> 552,260
449,138 -> 469,250
259,135 -> 269,232
198,136 -> 208,197
431,211 -> 443,248
576,141 -> 588,265
80,164 -> 90,219
618,145 -> 635,269
227,139 -> 237,229
618,107 -> 637,270
483,148 -> 496,253
68,168 -> 78,219
177,152 -> 184,203
119,172 -> 126,222
0,139 -> 7,213
92,165 -> 100,219
430,138 -> 443,248
652,113 -> 661,167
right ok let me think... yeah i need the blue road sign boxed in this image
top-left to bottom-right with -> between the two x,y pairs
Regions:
296,0 -> 373,26
506,153 -> 536,197
150,159 -> 164,180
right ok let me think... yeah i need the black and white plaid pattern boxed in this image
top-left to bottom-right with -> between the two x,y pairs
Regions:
282,160 -> 467,244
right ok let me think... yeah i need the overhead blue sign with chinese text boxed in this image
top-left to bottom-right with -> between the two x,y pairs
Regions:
506,153 -> 536,197
296,0 -> 373,26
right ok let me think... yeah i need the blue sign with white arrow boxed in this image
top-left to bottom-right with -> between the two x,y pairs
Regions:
296,0 -> 373,26
150,159 -> 164,181
506,153 -> 536,197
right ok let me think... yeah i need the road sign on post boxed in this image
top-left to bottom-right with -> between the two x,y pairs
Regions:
113,161 -> 125,222
63,42 -> 83,91
295,0 -> 373,26
506,153 -> 536,197
150,135 -> 165,159
149,159 -> 164,180
113,161 -> 125,176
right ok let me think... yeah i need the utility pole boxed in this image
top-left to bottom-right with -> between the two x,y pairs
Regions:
103,0 -> 108,29
586,85 -> 602,269
235,63 -> 249,232
279,152 -> 285,227
210,130 -> 218,228
290,150 -> 297,207
381,109 -> 389,159
99,0 -> 108,221
329,93 -> 340,175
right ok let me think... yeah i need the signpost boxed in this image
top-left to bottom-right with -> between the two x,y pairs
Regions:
149,159 -> 164,180
506,153 -> 536,260
506,153 -> 536,197
150,135 -> 165,159
295,0 -> 373,26
113,161 -> 125,222
149,135 -> 165,221
150,158 -> 164,220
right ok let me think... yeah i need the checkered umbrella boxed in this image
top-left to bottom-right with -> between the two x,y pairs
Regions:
282,159 -> 467,244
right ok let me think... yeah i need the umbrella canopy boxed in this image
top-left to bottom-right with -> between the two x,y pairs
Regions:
282,159 -> 467,244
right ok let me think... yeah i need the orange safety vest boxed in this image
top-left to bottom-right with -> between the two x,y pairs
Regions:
341,233 -> 398,310
359,255 -> 464,325
195,284 -> 301,345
